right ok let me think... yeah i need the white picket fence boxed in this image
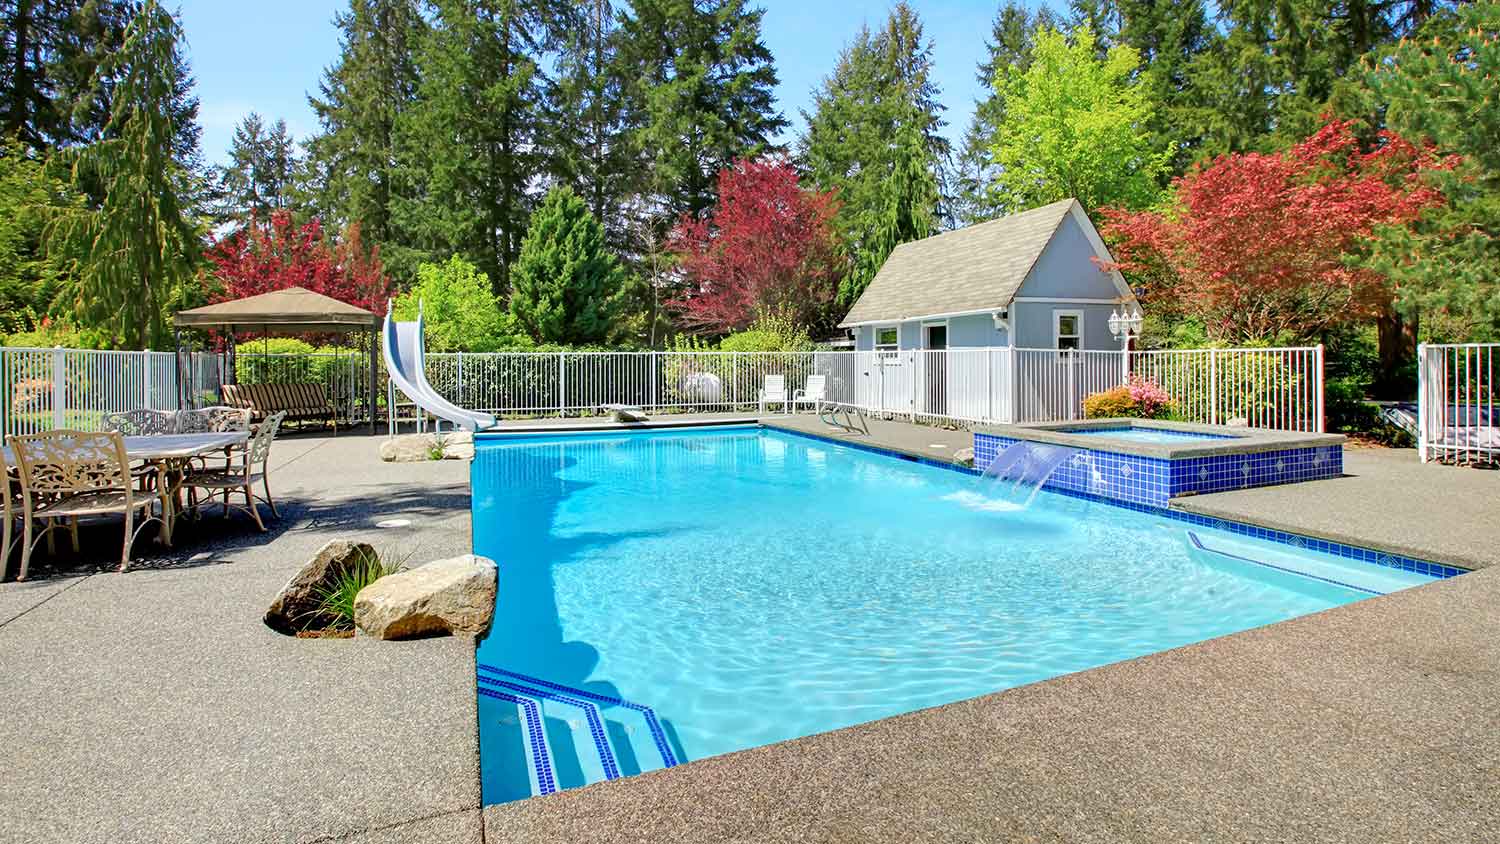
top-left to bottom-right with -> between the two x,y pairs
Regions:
0,344 -> 1328,438
1418,342 -> 1498,463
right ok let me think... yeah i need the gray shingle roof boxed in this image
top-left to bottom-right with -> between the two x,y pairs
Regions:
839,198 -> 1078,326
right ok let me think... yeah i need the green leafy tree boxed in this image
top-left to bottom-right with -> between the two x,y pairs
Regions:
953,2 -> 1056,225
507,186 -> 630,345
392,0 -> 555,293
392,255 -> 519,352
304,0 -> 425,263
988,23 -> 1171,213
0,137 -> 67,320
1363,3 -> 1500,329
44,0 -> 202,349
800,2 -> 945,308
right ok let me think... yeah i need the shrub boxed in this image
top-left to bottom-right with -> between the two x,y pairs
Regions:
392,255 -> 525,352
1084,376 -> 1174,419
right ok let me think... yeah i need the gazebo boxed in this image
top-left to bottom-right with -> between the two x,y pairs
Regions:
174,287 -> 381,434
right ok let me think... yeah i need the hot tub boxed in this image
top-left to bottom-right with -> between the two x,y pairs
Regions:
972,418 -> 1344,508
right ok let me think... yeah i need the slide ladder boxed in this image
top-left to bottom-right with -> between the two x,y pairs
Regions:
382,301 -> 497,433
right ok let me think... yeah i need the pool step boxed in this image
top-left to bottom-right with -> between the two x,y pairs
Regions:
477,664 -> 679,800
1185,531 -> 1432,598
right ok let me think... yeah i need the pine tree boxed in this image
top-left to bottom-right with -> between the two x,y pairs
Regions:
799,2 -> 946,308
44,0 -> 202,349
213,113 -> 299,226
508,185 -> 630,345
304,0 -> 425,257
391,0 -> 555,294
616,0 -> 785,222
0,0 -> 134,150
952,2 -> 1055,226
544,0 -> 634,250
1113,0 -> 1217,174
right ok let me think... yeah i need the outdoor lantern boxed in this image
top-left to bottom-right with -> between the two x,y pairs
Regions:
1109,307 -> 1143,339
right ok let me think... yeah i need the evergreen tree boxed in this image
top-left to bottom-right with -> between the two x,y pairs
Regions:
44,0 -> 202,349
544,0 -> 633,250
799,2 -> 946,308
952,2 -> 1055,225
0,136 -> 67,319
304,0 -> 425,257
508,185 -> 630,345
213,113 -> 298,226
987,23 -> 1171,214
616,0 -> 785,222
391,0 -> 555,293
1113,0 -> 1217,174
0,0 -> 134,150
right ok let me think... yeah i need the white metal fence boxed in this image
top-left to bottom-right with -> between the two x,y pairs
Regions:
0,344 -> 1329,438
1418,342 -> 1497,464
0,347 -> 224,438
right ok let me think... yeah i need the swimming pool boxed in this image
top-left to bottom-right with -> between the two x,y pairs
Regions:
471,426 -> 1439,804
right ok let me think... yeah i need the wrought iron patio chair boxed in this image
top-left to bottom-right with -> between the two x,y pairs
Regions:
173,405 -> 252,434
100,408 -> 177,436
184,411 -> 285,531
0,446 -> 24,581
10,430 -> 170,576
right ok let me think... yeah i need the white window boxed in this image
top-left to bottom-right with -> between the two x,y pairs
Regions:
874,325 -> 899,352
1053,310 -> 1082,352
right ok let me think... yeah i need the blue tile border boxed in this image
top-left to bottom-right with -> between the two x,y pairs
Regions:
477,686 -> 557,795
478,664 -> 680,768
478,673 -> 621,780
1186,531 -> 1384,596
764,424 -> 1468,580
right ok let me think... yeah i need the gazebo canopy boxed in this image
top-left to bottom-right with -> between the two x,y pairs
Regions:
175,287 -> 380,333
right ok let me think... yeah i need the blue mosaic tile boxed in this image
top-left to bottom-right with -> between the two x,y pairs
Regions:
478,674 -> 621,780
773,426 -> 1465,580
477,686 -> 557,795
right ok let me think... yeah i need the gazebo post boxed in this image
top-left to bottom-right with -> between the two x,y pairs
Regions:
368,323 -> 378,435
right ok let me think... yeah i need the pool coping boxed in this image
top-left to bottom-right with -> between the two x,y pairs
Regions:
974,417 -> 1346,459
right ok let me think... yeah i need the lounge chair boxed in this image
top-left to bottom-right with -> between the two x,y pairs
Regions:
758,375 -> 789,414
790,375 -> 827,414
184,411 -> 286,531
11,430 -> 171,576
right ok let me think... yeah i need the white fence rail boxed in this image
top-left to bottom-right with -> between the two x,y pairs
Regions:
0,344 -> 1327,438
1,347 -> 224,438
1418,342 -> 1497,464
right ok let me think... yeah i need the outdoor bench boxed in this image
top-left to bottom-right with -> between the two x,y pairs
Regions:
221,383 -> 338,432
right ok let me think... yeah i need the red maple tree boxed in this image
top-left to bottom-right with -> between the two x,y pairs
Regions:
205,212 -> 392,316
1099,120 -> 1450,341
668,157 -> 845,334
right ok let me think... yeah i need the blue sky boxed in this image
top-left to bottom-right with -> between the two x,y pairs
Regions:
180,1 -> 1029,166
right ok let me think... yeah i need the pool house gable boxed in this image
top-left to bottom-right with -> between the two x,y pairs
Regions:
841,199 -> 1138,352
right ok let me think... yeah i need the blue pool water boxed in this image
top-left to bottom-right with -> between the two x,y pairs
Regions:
471,426 -> 1435,804
1060,426 -> 1237,444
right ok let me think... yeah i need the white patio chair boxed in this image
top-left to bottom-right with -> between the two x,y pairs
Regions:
790,375 -> 827,414
184,411 -> 285,532
11,430 -> 170,576
100,408 -> 176,436
758,374 -> 789,414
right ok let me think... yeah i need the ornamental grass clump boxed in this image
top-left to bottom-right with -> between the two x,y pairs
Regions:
1083,376 -> 1174,419
308,546 -> 410,634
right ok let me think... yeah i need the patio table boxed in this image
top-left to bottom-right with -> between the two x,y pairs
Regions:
3,431 -> 250,546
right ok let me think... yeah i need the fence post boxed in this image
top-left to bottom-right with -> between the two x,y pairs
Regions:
1007,348 -> 1019,424
1208,347 -> 1219,426
143,350 -> 153,410
651,350 -> 659,411
909,351 -> 917,422
456,351 -> 465,408
557,351 -> 566,416
1314,343 -> 1326,433
1066,353 -> 1077,421
51,346 -> 65,430
1416,342 -> 1428,462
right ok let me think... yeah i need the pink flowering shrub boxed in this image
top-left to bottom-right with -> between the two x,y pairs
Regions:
1083,376 -> 1175,419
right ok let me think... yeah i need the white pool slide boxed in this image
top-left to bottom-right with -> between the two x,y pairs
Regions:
383,302 -> 497,432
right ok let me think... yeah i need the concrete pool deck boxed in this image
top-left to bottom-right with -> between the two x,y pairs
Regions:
1,417 -> 1496,843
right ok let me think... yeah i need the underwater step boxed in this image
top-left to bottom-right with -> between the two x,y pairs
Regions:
1186,530 -> 1432,599
477,664 -> 681,801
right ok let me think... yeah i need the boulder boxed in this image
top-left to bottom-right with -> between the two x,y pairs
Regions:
608,405 -> 649,423
954,447 -> 975,467
379,432 -> 474,462
354,554 -> 497,640
265,539 -> 379,634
